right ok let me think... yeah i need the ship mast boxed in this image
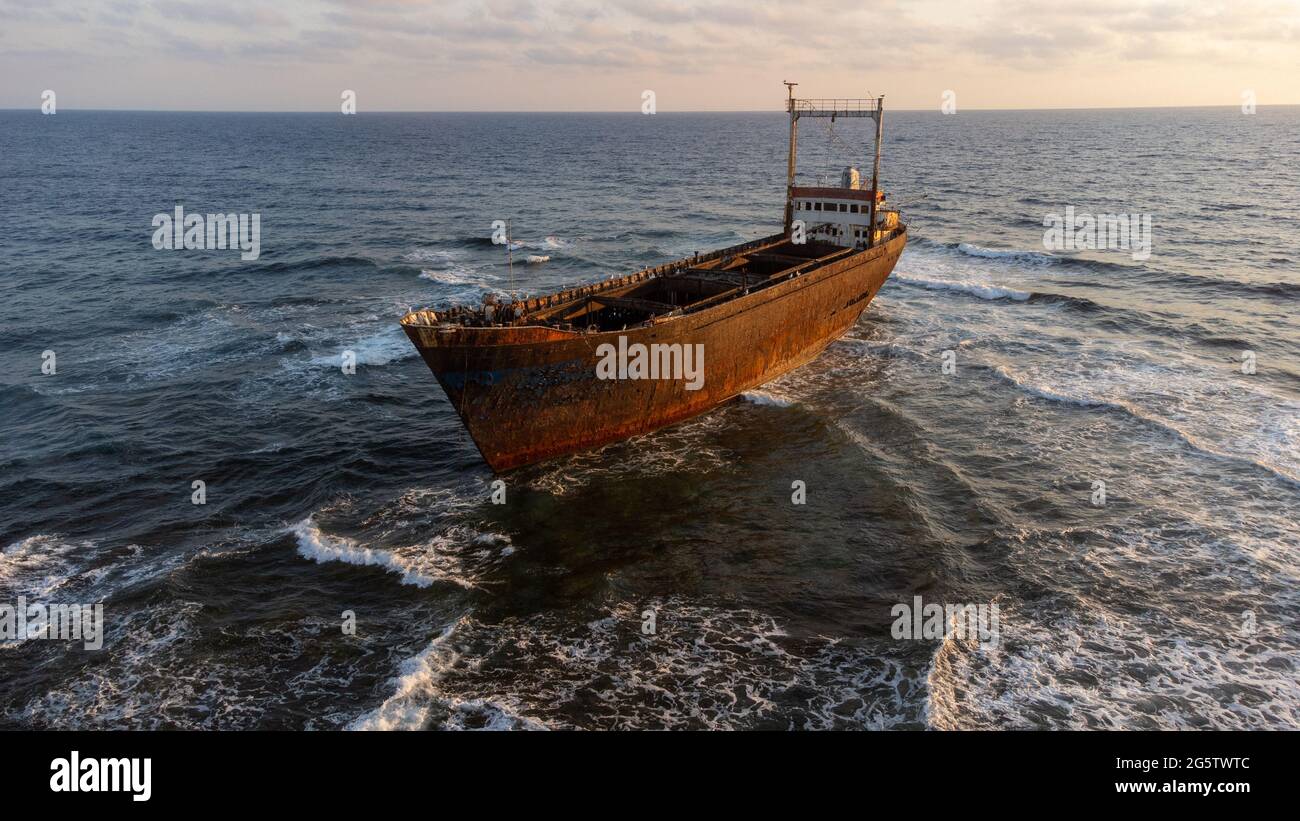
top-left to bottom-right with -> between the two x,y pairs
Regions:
783,81 -> 798,234
867,96 -> 884,248
781,87 -> 886,247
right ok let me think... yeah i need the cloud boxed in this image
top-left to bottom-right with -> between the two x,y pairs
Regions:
2,0 -> 1297,108
964,0 -> 1300,66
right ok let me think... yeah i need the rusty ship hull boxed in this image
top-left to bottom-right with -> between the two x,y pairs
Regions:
401,228 -> 907,471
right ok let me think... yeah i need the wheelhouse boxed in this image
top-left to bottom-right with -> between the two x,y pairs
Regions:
791,180 -> 900,249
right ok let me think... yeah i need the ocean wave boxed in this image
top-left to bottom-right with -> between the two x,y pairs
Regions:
54,297 -> 411,393
912,237 -> 1136,274
409,247 -> 502,297
404,248 -> 467,264
891,259 -> 1272,355
348,619 -> 548,731
449,235 -> 571,252
1025,292 -> 1106,312
1147,270 -> 1300,300
956,242 -> 1060,265
290,508 -> 513,591
525,255 -> 550,265
307,326 -> 416,368
988,363 -> 1300,488
451,236 -> 500,249
418,268 -> 495,286
0,534 -> 86,600
0,536 -> 191,613
926,591 -> 1300,730
249,255 -> 377,274
292,519 -> 438,588
892,273 -> 1032,301
950,239 -> 1300,301
741,390 -> 795,407
80,304 -> 285,385
383,482 -> 491,525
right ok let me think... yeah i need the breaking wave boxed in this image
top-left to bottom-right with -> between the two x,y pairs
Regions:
307,326 -> 415,368
956,242 -> 1059,264
292,519 -> 438,588
892,273 -> 1031,302
289,480 -> 516,591
348,619 -> 547,731
0,535 -> 87,600
290,516 -> 513,591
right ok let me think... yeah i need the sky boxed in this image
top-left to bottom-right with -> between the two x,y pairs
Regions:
1,0 -> 1298,111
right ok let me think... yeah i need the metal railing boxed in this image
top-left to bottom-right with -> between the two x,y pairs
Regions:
790,98 -> 881,117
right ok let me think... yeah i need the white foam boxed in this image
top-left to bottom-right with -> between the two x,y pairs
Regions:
926,592 -> 1300,730
957,242 -> 1059,264
291,519 -> 437,588
419,268 -> 482,286
409,248 -> 500,293
6,600 -> 205,727
308,326 -> 415,368
367,600 -> 923,730
290,488 -> 514,590
0,535 -> 86,599
349,619 -> 548,731
349,622 -> 459,730
4,600 -> 372,729
525,255 -> 550,264
741,390 -> 794,407
893,273 -> 1031,302
990,362 -> 1300,488
69,304 -> 289,388
404,248 -> 468,264
990,364 -> 1110,408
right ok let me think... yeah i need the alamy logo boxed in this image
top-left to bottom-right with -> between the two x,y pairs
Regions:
152,206 -> 261,261
1042,206 -> 1151,261
50,751 -> 151,802
1,597 -> 103,650
595,335 -> 704,391
891,595 -> 999,648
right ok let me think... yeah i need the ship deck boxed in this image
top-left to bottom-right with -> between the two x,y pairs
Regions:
400,231 -> 900,336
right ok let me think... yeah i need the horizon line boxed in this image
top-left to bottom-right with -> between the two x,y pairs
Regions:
4,103 -> 1298,115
